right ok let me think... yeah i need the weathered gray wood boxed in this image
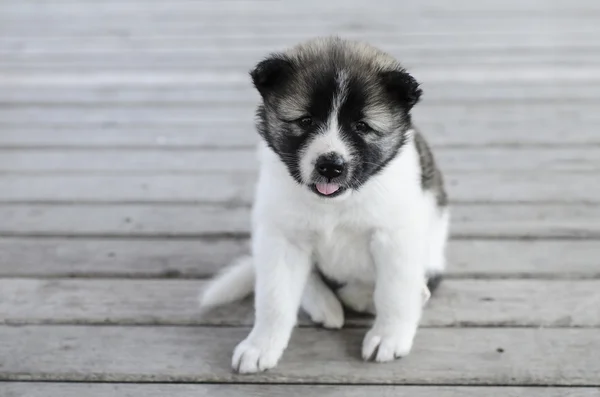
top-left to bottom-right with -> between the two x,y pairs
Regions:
1,326 -> 598,385
2,51 -> 599,71
2,148 -> 600,172
5,0 -> 600,15
0,237 -> 249,278
4,383 -> 599,397
2,55 -> 597,71
1,103 -> 599,125
0,15 -> 596,39
0,172 -> 598,204
1,238 -> 598,279
1,0 -> 598,392
0,203 -> 598,238
0,204 -> 248,237
2,31 -> 600,53
1,123 -> 599,148
1,279 -> 598,327
6,82 -> 600,103
1,11 -> 596,30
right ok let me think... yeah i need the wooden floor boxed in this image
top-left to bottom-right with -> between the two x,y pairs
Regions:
1,0 -> 600,395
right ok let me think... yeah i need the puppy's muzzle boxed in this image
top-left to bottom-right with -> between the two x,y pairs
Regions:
316,152 -> 346,179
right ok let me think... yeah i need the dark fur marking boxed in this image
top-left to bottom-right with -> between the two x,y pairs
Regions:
316,267 -> 347,291
250,55 -> 294,98
413,129 -> 448,207
307,71 -> 337,123
380,70 -> 423,111
426,273 -> 443,294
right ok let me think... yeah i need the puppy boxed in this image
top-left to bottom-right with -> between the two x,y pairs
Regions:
200,36 -> 449,374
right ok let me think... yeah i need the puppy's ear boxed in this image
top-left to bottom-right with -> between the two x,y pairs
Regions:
250,55 -> 294,98
380,69 -> 422,110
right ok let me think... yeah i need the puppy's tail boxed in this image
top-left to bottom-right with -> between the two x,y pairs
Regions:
199,255 -> 255,308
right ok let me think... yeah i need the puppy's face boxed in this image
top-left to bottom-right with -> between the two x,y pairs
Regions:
252,38 -> 422,200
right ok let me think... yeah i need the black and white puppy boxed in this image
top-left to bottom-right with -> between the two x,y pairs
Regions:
200,36 -> 449,374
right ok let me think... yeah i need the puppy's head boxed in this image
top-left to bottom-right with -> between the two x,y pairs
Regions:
251,37 -> 421,199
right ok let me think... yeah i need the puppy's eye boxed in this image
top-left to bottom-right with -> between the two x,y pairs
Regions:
298,116 -> 314,128
355,121 -> 370,133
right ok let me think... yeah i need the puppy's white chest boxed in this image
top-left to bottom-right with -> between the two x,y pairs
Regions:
314,226 -> 375,284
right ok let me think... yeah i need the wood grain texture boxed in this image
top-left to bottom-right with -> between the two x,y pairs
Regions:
2,0 -> 598,391
1,123 -> 599,148
0,18 -> 597,45
1,172 -> 598,204
1,103 -> 599,125
4,0 -> 600,15
1,326 -> 599,385
4,383 -> 600,397
0,203 -> 598,238
2,147 -> 599,173
1,31 -> 599,54
3,82 -> 600,104
1,238 -> 598,279
1,56 -> 597,71
1,279 -> 598,327
0,237 -> 248,278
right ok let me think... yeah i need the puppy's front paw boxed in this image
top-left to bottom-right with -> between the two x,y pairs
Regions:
361,324 -> 416,362
232,337 -> 284,374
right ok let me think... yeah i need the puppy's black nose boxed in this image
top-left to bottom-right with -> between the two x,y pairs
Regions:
316,153 -> 345,179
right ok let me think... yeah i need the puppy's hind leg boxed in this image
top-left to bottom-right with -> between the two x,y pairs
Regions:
337,282 -> 376,315
301,271 -> 345,329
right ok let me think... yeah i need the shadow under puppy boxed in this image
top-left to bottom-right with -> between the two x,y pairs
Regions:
200,36 -> 449,374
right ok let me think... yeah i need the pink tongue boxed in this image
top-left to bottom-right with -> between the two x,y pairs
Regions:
315,183 -> 340,196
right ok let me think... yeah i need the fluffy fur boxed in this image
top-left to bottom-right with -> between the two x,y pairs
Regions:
200,36 -> 449,374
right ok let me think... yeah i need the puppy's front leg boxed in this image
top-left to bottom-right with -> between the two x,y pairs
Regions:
362,228 -> 425,362
232,227 -> 312,374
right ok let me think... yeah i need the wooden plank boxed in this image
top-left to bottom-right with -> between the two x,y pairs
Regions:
5,82 -> 600,103
0,238 -> 598,279
0,203 -> 598,239
2,51 -> 593,68
0,205 -> 252,237
0,123 -> 598,148
0,172 -> 598,204
0,237 -> 248,278
4,383 -> 599,397
2,55 -> 597,72
0,326 -> 598,385
1,148 -> 599,173
3,32 -> 600,54
4,0 -> 600,11
0,68 -> 598,87
1,14 -> 597,32
1,279 -> 598,327
4,0 -> 600,15
1,103 -> 598,125
1,15 -> 595,41
2,7 -> 597,24
0,126 -> 260,148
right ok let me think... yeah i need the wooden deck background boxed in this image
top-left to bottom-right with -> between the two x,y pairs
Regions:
1,0 -> 600,395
